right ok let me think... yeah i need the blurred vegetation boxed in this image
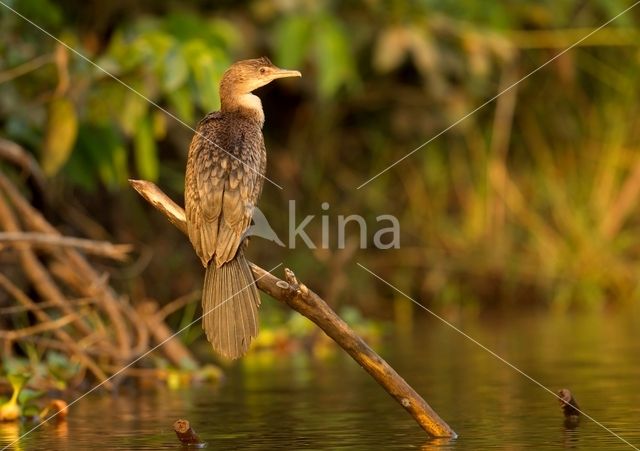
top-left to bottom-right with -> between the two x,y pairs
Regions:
2,0 -> 640,323
0,354 -> 74,421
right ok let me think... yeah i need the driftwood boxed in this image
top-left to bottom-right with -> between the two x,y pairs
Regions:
130,179 -> 457,438
173,419 -> 206,447
558,389 -> 580,420
39,399 -> 69,422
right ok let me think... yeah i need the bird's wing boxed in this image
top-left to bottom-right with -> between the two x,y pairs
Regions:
185,113 -> 264,268
214,129 -> 266,266
185,131 -> 223,267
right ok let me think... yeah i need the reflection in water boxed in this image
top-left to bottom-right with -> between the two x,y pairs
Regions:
0,422 -> 22,451
420,437 -> 456,450
51,420 -> 69,440
1,311 -> 639,450
561,423 -> 581,449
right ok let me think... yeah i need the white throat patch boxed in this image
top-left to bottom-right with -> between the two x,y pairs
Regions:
238,93 -> 264,124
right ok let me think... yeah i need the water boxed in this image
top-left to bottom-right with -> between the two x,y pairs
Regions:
2,310 -> 639,450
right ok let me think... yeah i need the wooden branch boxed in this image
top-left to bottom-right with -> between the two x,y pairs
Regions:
0,138 -> 46,193
0,54 -> 52,85
136,301 -> 198,370
0,296 -> 96,315
0,232 -> 133,261
0,313 -> 79,340
558,388 -> 580,419
0,190 -> 96,339
0,171 -> 132,363
173,419 -> 206,447
129,180 -> 187,234
0,274 -> 112,389
157,290 -> 201,320
39,399 -> 69,422
130,179 -> 457,438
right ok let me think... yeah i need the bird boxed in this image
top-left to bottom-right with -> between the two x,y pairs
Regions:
184,57 -> 301,359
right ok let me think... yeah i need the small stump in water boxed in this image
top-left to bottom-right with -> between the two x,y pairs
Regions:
173,419 -> 206,448
558,388 -> 580,428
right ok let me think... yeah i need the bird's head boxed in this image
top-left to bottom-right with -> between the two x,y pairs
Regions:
220,57 -> 301,96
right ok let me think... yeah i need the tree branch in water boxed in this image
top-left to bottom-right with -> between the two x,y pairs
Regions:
173,419 -> 206,447
130,179 -> 457,438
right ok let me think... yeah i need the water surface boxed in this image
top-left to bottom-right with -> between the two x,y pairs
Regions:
2,311 -> 639,450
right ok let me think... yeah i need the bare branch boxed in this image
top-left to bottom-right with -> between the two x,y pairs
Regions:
0,313 -> 80,340
0,232 -> 133,261
129,180 -> 187,234
0,138 -> 46,192
0,273 -> 112,389
129,178 -> 457,438
157,290 -> 201,320
0,53 -> 52,84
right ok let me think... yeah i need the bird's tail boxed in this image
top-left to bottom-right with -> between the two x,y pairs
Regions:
202,250 -> 261,359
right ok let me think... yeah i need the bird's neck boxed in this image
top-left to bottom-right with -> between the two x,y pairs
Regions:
220,93 -> 265,126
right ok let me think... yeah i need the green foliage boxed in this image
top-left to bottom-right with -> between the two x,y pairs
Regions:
41,96 -> 78,175
315,15 -> 356,98
1,4 -> 240,187
0,372 -> 28,421
0,353 -> 79,421
134,116 -> 158,181
274,13 -> 356,98
274,15 -> 311,69
2,0 -> 640,310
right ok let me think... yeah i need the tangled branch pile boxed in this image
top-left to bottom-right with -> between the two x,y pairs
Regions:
0,139 -> 197,390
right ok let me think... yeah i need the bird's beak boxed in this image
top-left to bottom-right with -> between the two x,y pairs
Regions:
269,68 -> 302,80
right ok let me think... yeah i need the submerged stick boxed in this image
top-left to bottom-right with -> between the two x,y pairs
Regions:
558,388 -> 580,420
173,419 -> 206,448
130,179 -> 457,438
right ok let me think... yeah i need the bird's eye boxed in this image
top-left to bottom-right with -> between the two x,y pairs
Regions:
259,67 -> 266,74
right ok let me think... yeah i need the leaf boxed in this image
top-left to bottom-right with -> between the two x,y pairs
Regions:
163,12 -> 205,41
163,45 -> 188,91
0,372 -> 29,420
111,144 -> 129,187
7,373 -> 29,395
373,26 -> 411,73
134,116 -> 159,181
120,91 -> 149,137
167,86 -> 194,124
207,18 -> 240,49
46,351 -> 80,381
274,15 -> 311,69
142,29 -> 175,83
65,124 -> 128,190
17,388 -> 43,406
152,110 -> 167,139
41,97 -> 78,176
183,40 -> 225,111
17,0 -> 63,29
409,27 -> 439,76
0,402 -> 20,422
315,17 -> 355,98
100,31 -> 143,73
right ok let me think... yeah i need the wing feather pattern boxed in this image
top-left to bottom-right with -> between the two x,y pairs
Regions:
185,112 -> 266,267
